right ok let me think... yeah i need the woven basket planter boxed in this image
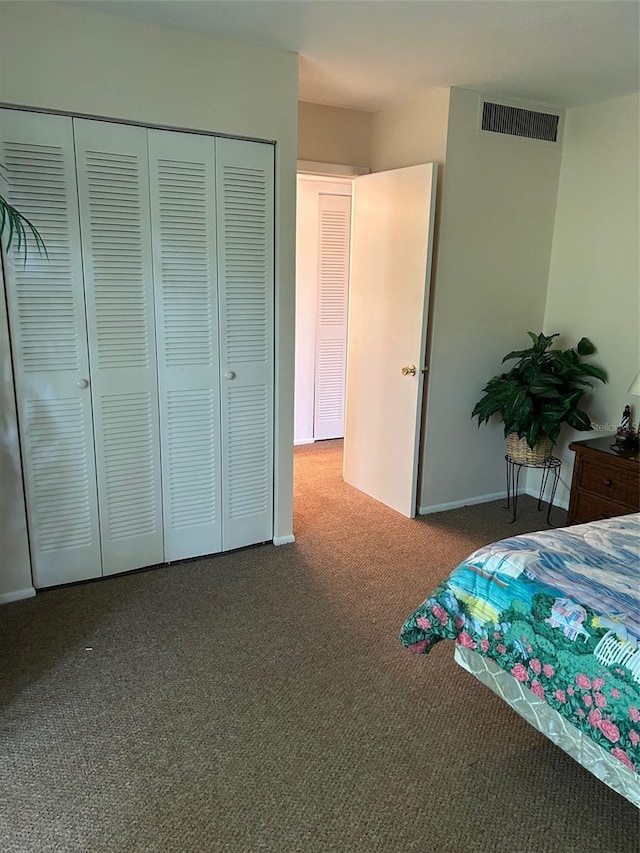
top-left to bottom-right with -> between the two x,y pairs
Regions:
506,433 -> 553,465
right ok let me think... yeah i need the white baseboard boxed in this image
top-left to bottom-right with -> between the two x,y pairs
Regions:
294,438 -> 315,446
418,491 -> 511,515
273,534 -> 296,546
523,484 -> 569,511
0,586 -> 36,604
419,486 -> 569,517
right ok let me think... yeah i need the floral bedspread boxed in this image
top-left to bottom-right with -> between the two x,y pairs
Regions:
400,514 -> 640,774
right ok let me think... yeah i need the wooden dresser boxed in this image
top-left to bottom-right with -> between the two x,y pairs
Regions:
567,437 -> 640,525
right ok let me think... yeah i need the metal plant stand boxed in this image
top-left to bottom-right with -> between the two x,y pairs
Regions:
505,455 -> 562,525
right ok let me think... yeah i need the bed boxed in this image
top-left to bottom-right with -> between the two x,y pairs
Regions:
399,513 -> 640,807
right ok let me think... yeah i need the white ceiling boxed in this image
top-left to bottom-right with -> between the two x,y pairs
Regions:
93,1 -> 640,112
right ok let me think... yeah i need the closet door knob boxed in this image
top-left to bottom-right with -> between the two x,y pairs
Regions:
224,371 -> 236,380
76,378 -> 89,389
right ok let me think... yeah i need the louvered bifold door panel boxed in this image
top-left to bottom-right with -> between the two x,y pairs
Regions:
216,139 -> 274,551
148,130 -> 222,561
74,119 -> 163,575
313,193 -> 351,440
0,110 -> 102,587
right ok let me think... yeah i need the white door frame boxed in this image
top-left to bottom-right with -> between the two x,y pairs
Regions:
295,165 -> 362,446
297,160 -> 368,179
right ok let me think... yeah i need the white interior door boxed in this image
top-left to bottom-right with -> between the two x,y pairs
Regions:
148,129 -> 223,562
74,119 -> 164,575
313,192 -> 351,440
216,138 -> 274,551
0,109 -> 102,587
343,163 -> 437,517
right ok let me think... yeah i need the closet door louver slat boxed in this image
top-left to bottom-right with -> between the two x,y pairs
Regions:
0,110 -> 102,586
74,119 -> 163,575
216,139 -> 274,551
148,130 -> 222,561
314,194 -> 350,440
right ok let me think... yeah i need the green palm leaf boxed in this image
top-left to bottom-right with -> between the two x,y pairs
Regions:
0,164 -> 47,261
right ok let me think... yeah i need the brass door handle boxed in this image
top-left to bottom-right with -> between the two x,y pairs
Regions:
402,365 -> 416,376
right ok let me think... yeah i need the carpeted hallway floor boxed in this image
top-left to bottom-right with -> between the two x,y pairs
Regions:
0,440 -> 637,852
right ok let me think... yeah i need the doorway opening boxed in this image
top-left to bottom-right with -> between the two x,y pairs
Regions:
294,171 -> 354,447
293,161 -> 438,522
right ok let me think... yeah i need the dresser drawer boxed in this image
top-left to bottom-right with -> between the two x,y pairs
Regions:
568,438 -> 640,526
580,458 -> 640,507
571,491 -> 635,525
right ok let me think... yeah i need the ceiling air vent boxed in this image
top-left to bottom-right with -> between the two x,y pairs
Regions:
481,101 -> 560,142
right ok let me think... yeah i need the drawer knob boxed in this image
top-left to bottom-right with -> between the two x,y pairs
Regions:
605,479 -> 613,487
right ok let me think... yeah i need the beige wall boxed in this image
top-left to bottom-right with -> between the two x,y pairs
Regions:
298,88 -> 450,173
536,93 -> 640,505
0,2 -> 299,598
367,85 -> 563,512
370,88 -> 450,172
420,87 -> 563,511
298,102 -> 371,168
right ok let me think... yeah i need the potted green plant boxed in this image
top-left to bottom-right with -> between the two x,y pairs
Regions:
472,332 -> 607,464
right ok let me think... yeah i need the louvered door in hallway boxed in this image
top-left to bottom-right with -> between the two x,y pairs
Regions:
313,192 -> 350,440
294,178 -> 351,446
1,109 -> 275,587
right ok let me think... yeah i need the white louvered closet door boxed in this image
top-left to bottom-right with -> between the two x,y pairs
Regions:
216,138 -> 274,551
0,110 -> 102,587
313,193 -> 351,440
148,130 -> 222,562
74,119 -> 164,576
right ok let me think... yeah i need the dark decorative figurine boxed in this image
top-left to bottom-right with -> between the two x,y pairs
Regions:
619,405 -> 632,433
614,404 -> 639,452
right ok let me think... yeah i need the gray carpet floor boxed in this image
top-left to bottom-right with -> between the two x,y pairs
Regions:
1,440 -> 638,852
